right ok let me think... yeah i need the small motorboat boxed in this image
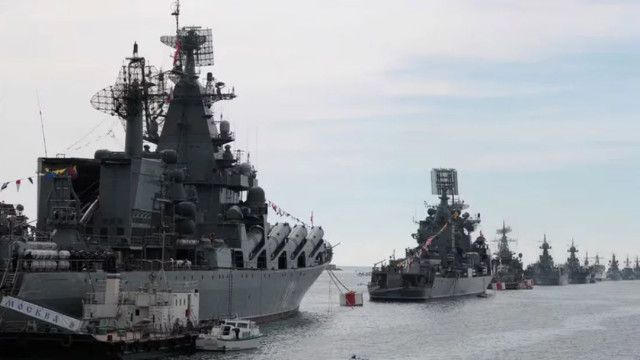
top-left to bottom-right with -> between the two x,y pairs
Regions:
196,318 -> 262,352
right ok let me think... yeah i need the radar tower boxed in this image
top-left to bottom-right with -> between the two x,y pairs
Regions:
431,169 -> 458,248
171,0 -> 180,33
90,43 -> 169,153
493,221 -> 517,263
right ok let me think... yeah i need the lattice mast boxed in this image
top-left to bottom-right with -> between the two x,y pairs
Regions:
495,221 -> 516,249
90,43 -> 169,151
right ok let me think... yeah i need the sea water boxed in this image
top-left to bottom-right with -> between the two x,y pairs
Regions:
186,266 -> 640,360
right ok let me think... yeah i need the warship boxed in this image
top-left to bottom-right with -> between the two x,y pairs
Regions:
489,222 -> 532,290
606,254 -> 622,281
620,256 -> 636,280
634,257 -> 640,279
524,235 -> 568,286
565,240 -> 592,284
368,169 -> 493,301
0,3 -> 333,324
587,253 -> 606,282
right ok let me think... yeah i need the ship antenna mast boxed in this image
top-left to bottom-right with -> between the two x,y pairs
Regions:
171,0 -> 180,32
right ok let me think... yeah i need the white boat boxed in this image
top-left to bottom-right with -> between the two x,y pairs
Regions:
196,318 -> 262,351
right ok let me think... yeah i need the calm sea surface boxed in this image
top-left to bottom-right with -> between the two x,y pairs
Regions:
181,266 -> 640,360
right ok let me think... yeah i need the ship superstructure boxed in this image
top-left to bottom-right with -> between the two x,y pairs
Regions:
606,254 -> 621,281
621,256 -> 635,280
589,253 -> 606,282
524,235 -> 568,286
565,240 -> 592,284
489,222 -> 532,289
0,3 -> 332,324
368,169 -> 493,301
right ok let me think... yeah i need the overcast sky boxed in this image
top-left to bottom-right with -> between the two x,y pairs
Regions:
2,0 -> 640,267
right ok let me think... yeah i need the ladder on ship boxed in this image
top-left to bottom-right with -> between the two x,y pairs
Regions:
0,263 -> 21,297
227,272 -> 233,317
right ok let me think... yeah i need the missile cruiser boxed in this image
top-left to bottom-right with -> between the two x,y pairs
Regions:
368,169 -> 493,301
0,2 -> 333,324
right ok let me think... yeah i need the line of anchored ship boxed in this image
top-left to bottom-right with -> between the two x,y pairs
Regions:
367,168 -> 638,300
499,231 -> 640,286
521,235 -> 640,285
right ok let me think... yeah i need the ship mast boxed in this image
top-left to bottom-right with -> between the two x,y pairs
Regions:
172,0 -> 180,32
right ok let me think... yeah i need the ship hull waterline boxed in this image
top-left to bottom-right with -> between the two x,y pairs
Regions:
368,275 -> 493,301
0,264 -> 327,324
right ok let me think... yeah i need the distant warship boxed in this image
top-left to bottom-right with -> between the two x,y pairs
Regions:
634,257 -> 640,279
565,240 -> 592,284
489,222 -> 532,290
588,253 -> 606,282
0,2 -> 333,325
620,256 -> 636,280
368,169 -> 493,300
524,235 -> 568,286
606,254 -> 622,281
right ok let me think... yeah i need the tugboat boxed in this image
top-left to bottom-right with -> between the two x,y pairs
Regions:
606,254 -> 622,281
565,240 -> 592,284
0,272 -> 199,359
589,253 -> 606,282
489,222 -> 533,290
524,235 -> 568,286
368,169 -> 493,301
621,256 -> 636,280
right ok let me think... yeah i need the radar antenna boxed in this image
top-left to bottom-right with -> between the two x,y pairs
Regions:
160,3 -> 237,106
430,168 -> 458,196
161,26 -> 214,75
492,221 -> 517,255
171,0 -> 180,33
90,43 -> 170,150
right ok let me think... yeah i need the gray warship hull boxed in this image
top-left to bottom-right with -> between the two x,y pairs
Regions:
1,265 -> 326,323
533,273 -> 569,286
368,275 -> 493,301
